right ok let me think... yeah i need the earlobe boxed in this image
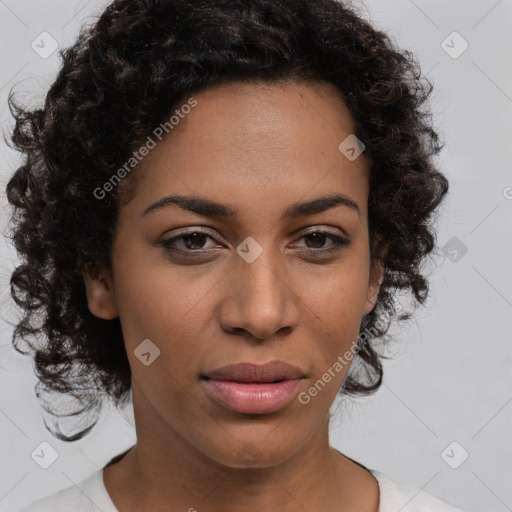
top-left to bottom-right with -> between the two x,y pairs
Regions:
83,264 -> 119,320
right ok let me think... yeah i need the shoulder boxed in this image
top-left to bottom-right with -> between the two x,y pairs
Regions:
20,469 -> 117,512
371,470 -> 467,512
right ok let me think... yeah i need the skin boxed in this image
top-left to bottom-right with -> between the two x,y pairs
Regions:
84,80 -> 384,512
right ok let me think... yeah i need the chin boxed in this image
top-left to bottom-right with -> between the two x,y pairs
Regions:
199,435 -> 303,470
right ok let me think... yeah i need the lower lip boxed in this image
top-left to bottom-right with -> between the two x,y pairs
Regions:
203,378 -> 302,414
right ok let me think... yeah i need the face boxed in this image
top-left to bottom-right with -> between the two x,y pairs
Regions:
84,80 -> 384,469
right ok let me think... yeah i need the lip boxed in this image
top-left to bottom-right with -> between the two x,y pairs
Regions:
201,361 -> 305,414
203,361 -> 305,382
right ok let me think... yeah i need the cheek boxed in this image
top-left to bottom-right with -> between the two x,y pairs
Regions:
301,251 -> 370,321
112,251 -> 220,373
298,255 -> 370,370
112,239 -> 196,328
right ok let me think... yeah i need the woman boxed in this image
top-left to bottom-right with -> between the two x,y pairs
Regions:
6,0 -> 465,510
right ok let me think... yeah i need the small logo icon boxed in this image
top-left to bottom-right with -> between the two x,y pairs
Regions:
441,441 -> 469,469
441,237 -> 468,263
236,442 -> 263,466
338,134 -> 366,161
441,32 -> 469,59
31,32 -> 59,59
134,339 -> 161,366
31,441 -> 59,469
236,237 -> 263,263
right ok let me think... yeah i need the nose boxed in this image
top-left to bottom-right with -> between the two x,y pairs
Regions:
219,250 -> 300,341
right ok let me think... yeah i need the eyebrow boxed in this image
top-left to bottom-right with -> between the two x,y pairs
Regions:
141,193 -> 361,220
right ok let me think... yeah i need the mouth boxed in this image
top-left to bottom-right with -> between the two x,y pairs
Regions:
201,361 -> 305,414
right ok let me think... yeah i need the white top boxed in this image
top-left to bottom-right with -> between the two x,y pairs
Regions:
21,466 -> 466,512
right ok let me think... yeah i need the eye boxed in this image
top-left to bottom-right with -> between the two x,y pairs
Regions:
159,227 -> 351,258
293,229 -> 351,255
159,229 -> 220,255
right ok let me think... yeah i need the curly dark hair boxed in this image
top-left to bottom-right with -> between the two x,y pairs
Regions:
4,0 -> 447,441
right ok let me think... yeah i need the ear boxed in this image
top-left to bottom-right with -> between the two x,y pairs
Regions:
364,258 -> 385,315
83,264 -> 119,320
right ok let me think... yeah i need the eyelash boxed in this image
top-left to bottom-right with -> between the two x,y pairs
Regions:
159,228 -> 351,257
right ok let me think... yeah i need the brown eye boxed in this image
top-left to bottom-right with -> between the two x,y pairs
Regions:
159,230 -> 220,255
176,232 -> 210,250
294,230 -> 351,254
303,232 -> 330,249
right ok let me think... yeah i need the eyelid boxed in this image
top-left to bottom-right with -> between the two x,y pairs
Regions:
165,226 -> 218,238
297,225 -> 348,238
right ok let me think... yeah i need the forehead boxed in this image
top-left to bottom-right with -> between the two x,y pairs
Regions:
169,79 -> 359,153
122,80 -> 369,221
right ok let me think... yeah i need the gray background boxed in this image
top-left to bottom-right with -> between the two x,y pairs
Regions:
0,1 -> 511,511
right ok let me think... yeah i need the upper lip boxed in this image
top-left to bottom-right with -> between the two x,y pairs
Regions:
203,361 -> 305,383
